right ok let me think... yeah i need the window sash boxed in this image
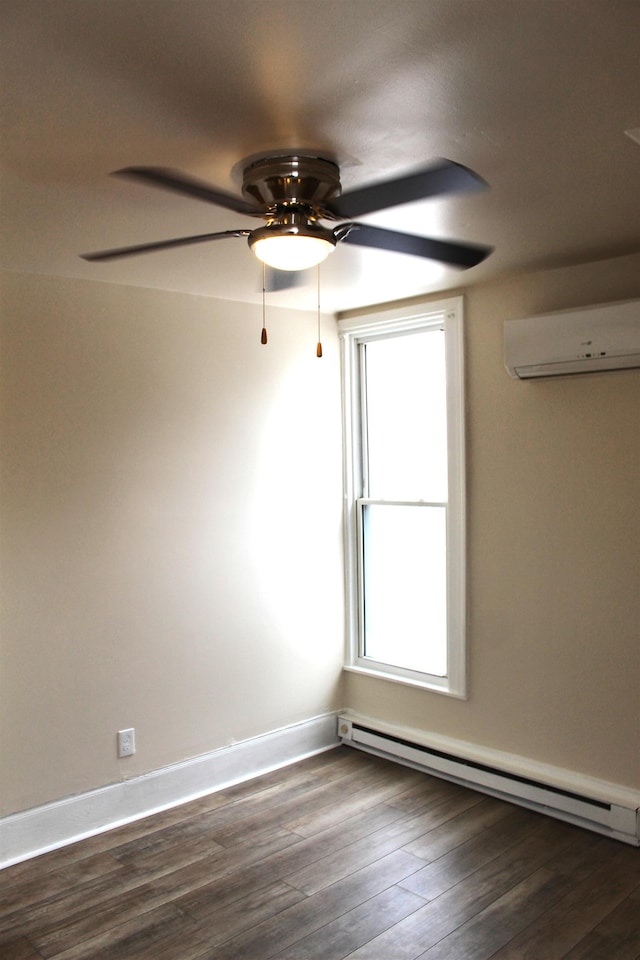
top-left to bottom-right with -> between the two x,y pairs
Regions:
358,500 -> 448,678
359,331 -> 448,503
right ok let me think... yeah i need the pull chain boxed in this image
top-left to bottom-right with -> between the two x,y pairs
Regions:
261,262 -> 268,344
316,263 -> 323,358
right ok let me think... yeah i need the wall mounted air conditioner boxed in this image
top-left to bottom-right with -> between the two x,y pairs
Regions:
504,299 -> 640,379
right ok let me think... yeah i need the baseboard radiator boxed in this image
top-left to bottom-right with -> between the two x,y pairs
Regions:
338,716 -> 639,846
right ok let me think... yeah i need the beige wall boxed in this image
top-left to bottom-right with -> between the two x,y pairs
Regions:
2,252 -> 639,820
343,252 -> 640,790
0,272 -> 345,816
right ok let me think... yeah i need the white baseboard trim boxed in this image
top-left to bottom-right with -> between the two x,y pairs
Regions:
338,712 -> 640,846
0,712 -> 340,869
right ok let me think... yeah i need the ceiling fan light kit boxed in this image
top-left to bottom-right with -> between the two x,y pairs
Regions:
251,232 -> 335,271
82,153 -> 493,277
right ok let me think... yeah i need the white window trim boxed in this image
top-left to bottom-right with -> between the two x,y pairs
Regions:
339,296 -> 467,698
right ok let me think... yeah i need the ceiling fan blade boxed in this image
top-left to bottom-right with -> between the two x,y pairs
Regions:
113,167 -> 260,217
81,229 -> 251,262
336,223 -> 492,269
328,159 -> 487,219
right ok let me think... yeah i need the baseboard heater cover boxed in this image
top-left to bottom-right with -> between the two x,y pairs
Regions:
338,716 -> 639,846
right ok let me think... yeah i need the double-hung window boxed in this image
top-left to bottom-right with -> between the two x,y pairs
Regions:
340,297 -> 466,696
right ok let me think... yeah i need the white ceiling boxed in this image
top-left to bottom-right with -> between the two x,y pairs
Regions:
1,0 -> 639,313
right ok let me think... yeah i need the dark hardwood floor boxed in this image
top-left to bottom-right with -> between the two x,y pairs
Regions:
1,746 -> 639,959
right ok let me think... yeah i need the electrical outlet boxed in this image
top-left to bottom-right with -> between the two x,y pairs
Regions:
118,728 -> 135,758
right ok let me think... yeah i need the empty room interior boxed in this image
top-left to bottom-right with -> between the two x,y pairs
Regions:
1,1 -> 639,958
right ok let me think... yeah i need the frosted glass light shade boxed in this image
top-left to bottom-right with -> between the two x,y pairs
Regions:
251,234 -> 335,271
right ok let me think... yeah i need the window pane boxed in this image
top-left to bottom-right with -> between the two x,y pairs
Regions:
364,330 -> 447,501
362,503 -> 447,676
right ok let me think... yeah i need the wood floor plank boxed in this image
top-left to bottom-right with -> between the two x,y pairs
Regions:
400,796 -> 528,865
108,822 -> 226,867
342,817 -> 584,960
286,789 -> 485,897
283,764 -> 431,838
398,805 -> 549,900
0,938 -> 44,959
30,884 -> 184,959
560,893 -> 640,960
30,839 -> 307,958
540,831 -> 614,880
47,903 -> 204,960
268,885 -> 426,960
201,849 -> 428,960
0,853 -> 126,919
383,774 -> 475,814
202,760 -> 409,849
110,818 -> 296,874
413,866 -> 575,959
486,846 -> 640,960
205,799 -> 408,895
0,865 -> 141,947
28,829 -> 294,957
0,825 -> 298,952
22,803 -> 411,958
178,879 -> 306,947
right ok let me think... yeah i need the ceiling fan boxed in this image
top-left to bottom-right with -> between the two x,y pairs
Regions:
81,154 -> 493,274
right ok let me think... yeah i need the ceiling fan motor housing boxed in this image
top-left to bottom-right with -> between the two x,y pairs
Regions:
241,155 -> 342,214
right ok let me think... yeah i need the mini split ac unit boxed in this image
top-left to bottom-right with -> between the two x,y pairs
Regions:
504,298 -> 640,379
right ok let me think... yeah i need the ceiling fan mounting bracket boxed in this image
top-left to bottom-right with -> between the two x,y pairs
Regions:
241,155 -> 342,212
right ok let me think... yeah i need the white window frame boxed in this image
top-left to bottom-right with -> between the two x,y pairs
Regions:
339,296 -> 466,697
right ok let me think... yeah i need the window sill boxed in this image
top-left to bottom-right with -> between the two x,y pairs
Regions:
343,664 -> 467,699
